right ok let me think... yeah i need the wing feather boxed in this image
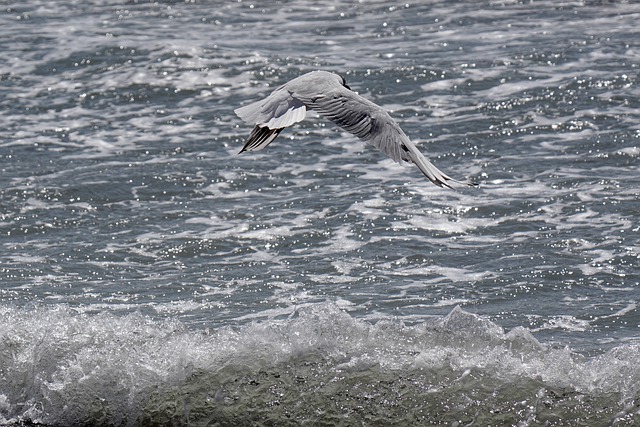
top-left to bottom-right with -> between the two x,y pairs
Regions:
301,89 -> 407,163
239,126 -> 283,153
234,85 -> 306,152
234,87 -> 307,129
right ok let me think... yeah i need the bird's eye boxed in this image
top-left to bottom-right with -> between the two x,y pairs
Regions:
341,76 -> 351,90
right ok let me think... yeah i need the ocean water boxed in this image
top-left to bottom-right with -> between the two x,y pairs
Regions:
1,0 -> 639,425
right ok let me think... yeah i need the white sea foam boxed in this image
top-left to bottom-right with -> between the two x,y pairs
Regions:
1,303 -> 639,426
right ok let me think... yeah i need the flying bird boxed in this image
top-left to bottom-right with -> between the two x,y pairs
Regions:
234,70 -> 474,188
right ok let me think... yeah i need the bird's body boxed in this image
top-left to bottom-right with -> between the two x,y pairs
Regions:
235,71 -> 473,189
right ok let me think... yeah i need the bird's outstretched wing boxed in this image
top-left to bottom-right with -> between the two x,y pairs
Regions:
296,87 -> 472,188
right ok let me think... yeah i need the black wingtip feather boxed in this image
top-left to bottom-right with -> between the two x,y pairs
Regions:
239,126 -> 283,153
435,177 -> 478,189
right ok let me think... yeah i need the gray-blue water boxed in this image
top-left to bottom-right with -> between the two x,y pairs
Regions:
1,1 -> 639,425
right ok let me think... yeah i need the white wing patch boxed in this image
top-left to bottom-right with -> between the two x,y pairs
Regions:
235,88 -> 307,129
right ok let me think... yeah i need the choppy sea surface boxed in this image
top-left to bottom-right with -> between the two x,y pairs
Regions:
1,1 -> 639,425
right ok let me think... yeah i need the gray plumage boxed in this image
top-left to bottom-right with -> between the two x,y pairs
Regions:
235,70 -> 474,189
